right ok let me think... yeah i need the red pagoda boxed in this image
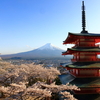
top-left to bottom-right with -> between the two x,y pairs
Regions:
60,1 -> 100,99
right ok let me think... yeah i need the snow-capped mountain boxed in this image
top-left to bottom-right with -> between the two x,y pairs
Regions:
1,43 -> 65,59
38,43 -> 56,50
37,43 -> 63,51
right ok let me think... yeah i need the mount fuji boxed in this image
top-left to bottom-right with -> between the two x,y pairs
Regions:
38,43 -> 63,51
1,43 -> 66,59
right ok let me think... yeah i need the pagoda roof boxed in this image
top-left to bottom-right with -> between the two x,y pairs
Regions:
60,62 -> 100,69
62,47 -> 100,55
69,47 -> 100,52
70,32 -> 100,36
70,77 -> 100,88
68,63 -> 100,69
59,74 -> 75,84
63,32 -> 100,44
59,74 -> 100,88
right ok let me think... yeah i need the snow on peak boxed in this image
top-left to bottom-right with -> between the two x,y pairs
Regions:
38,43 -> 56,50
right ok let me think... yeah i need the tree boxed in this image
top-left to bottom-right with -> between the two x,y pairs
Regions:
0,61 -> 79,100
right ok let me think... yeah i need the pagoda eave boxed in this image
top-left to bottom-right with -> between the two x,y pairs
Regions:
62,48 -> 100,55
63,66 -> 100,69
63,32 -> 100,44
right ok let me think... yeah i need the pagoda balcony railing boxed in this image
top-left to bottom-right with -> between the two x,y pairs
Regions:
71,59 -> 100,62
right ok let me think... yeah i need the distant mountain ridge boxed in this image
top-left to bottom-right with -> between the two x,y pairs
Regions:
1,43 -> 67,59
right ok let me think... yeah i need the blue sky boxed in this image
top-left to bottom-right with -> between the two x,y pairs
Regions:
0,0 -> 100,54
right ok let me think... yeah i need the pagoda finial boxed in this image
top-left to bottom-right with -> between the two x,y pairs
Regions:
81,1 -> 88,33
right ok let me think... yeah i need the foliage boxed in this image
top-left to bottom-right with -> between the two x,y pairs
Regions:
0,61 -> 79,100
54,77 -> 62,85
